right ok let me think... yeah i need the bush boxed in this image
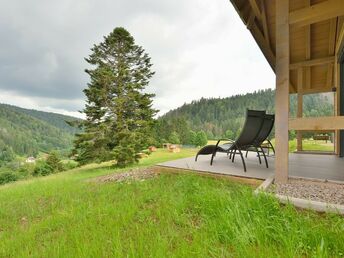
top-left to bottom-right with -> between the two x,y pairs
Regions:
0,171 -> 18,185
62,160 -> 78,170
33,161 -> 53,176
46,152 -> 63,172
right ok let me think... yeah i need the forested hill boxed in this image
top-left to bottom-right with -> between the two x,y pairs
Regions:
159,89 -> 333,139
0,103 -> 81,157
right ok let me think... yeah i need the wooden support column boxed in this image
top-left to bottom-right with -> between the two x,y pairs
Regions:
275,0 -> 289,183
335,17 -> 344,155
297,68 -> 303,151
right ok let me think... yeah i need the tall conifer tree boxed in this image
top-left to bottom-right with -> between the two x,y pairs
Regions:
73,27 -> 157,166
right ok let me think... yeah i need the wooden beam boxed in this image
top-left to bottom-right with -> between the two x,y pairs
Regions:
304,0 -> 311,90
246,11 -> 256,30
336,16 -> 344,54
260,0 -> 270,47
289,116 -> 344,131
275,0 -> 289,183
289,56 -> 335,70
326,63 -> 334,88
329,18 -> 338,55
248,0 -> 262,20
326,18 -> 337,89
289,0 -> 344,28
297,68 -> 303,151
250,19 -> 276,71
298,87 -> 334,94
334,17 -> 343,155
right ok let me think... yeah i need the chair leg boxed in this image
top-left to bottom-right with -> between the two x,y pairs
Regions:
255,147 -> 261,164
232,149 -> 236,162
210,150 -> 217,165
238,148 -> 247,172
245,150 -> 248,158
260,147 -> 269,168
195,154 -> 198,161
267,140 -> 275,155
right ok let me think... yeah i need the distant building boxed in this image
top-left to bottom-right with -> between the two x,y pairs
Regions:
25,157 -> 36,163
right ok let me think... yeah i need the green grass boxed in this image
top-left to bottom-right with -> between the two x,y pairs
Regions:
288,139 -> 334,152
0,149 -> 343,257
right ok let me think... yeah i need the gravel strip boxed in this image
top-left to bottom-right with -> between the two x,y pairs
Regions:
270,178 -> 344,205
93,168 -> 157,183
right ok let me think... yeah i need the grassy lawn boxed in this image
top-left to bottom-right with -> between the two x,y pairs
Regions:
208,139 -> 334,153
288,139 -> 334,152
0,149 -> 344,257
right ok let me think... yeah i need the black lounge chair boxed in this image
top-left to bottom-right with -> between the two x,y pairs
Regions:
196,110 -> 266,172
243,114 -> 275,168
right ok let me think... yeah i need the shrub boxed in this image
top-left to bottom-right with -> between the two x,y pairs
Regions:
0,171 -> 18,185
46,152 -> 63,172
62,160 -> 78,170
33,161 -> 53,176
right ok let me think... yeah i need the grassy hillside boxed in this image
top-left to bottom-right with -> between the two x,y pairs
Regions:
0,149 -> 343,257
0,103 -> 80,157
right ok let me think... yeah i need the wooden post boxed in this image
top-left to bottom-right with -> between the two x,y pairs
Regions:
297,68 -> 303,151
275,0 -> 289,183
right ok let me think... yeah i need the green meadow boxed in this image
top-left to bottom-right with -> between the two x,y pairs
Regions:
0,149 -> 343,257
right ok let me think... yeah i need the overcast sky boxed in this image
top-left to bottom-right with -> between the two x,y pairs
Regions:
0,0 -> 275,118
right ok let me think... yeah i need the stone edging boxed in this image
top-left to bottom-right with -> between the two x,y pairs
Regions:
255,176 -> 344,215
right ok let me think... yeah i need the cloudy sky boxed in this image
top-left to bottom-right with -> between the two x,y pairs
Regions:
0,0 -> 275,118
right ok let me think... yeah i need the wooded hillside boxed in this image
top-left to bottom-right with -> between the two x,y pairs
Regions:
0,104 -> 80,157
159,89 -> 334,140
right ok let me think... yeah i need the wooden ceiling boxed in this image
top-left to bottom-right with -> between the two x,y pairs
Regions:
230,0 -> 344,94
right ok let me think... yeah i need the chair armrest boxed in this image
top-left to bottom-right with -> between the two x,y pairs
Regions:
215,138 -> 234,147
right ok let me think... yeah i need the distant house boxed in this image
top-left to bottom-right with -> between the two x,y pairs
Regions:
25,157 -> 36,163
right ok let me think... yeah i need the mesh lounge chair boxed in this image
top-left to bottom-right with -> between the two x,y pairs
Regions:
243,114 -> 275,168
195,110 -> 266,172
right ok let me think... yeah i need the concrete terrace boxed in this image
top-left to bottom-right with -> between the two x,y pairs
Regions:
158,152 -> 344,182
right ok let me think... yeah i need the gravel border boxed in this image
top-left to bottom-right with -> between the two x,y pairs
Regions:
92,168 -> 158,183
269,178 -> 344,205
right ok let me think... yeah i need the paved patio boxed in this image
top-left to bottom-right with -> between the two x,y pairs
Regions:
158,152 -> 344,182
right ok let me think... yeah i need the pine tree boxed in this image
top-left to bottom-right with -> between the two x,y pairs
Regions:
73,27 -> 157,167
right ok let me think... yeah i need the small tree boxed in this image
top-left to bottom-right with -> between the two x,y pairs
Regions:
46,152 -> 63,173
188,130 -> 197,145
195,131 -> 208,147
169,131 -> 180,144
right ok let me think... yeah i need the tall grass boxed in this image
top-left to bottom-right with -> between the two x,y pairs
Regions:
0,149 -> 343,257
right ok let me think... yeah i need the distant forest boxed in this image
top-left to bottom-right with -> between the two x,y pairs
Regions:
0,88 -> 335,159
0,104 -> 80,158
156,89 -> 334,143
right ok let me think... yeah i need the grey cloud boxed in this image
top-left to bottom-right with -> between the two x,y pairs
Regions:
0,0 -> 274,115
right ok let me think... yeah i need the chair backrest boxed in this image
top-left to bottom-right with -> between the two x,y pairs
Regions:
253,114 -> 275,146
235,110 -> 265,148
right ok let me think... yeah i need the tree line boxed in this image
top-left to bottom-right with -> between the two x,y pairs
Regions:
159,89 -> 334,140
